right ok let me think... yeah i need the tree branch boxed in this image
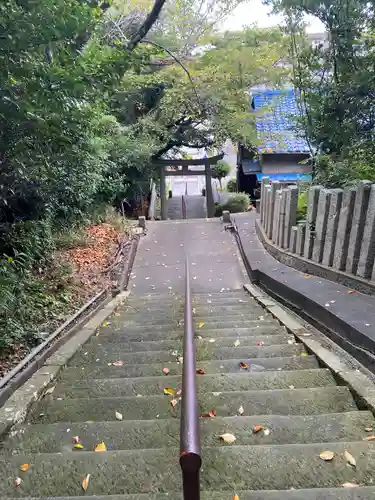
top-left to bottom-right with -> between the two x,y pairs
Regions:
127,0 -> 168,51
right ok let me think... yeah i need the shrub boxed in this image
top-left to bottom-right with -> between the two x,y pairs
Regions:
296,191 -> 308,222
211,160 -> 231,188
226,179 -> 237,192
221,193 -> 251,213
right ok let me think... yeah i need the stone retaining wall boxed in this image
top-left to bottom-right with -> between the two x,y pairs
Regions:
260,178 -> 375,281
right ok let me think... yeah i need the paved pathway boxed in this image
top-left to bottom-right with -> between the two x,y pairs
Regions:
167,195 -> 207,220
131,219 -> 244,294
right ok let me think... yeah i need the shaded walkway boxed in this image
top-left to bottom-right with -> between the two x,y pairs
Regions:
167,195 -> 207,220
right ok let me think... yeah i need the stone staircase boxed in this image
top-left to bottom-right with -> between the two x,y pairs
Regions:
2,290 -> 375,498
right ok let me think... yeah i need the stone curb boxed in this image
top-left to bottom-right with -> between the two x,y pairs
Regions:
243,283 -> 375,415
0,291 -> 130,437
256,218 -> 375,297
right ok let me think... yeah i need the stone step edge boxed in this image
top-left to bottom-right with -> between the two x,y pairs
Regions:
243,284 -> 375,419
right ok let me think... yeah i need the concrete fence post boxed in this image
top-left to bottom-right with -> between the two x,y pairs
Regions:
322,189 -> 343,267
304,186 -> 322,260
260,177 -> 270,225
266,182 -> 280,240
333,187 -> 356,271
283,185 -> 298,249
272,190 -> 282,244
312,189 -> 332,263
278,189 -> 288,247
290,226 -> 298,253
296,223 -> 306,256
346,180 -> 372,275
358,184 -> 375,279
264,186 -> 272,235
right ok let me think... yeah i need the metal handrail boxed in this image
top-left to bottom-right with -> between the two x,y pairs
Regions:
180,258 -> 201,500
182,195 -> 187,219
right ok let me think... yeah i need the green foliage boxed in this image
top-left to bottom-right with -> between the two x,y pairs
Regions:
211,160 -> 231,188
226,179 -> 237,192
296,191 -> 308,222
221,192 -> 251,213
267,0 -> 375,187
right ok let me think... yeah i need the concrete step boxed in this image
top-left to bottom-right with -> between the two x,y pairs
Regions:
96,325 -> 286,342
6,488 -> 375,500
60,355 -> 320,381
1,441 -> 375,496
52,369 -> 336,399
28,386 -> 356,423
70,343 -> 306,365
87,334 -> 292,352
5,411 -> 373,454
118,309 -> 267,324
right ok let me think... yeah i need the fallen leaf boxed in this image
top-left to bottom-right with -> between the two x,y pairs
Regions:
344,450 -> 356,467
94,441 -> 107,452
319,450 -> 335,461
44,386 -> 55,396
115,411 -> 123,421
348,290 -> 355,294
300,352 -> 308,357
238,404 -> 244,415
72,436 -> 80,444
162,368 -> 170,375
257,341 -> 265,347
208,339 -> 215,343
176,389 -> 182,396
19,464 -> 30,472
239,362 -> 249,370
74,443 -> 84,450
196,368 -> 206,375
234,339 -> 240,347
164,387 -> 176,396
365,427 -> 373,432
212,392 -> 222,396
219,433 -> 236,444
14,477 -> 22,488
233,495 -> 239,500
263,428 -> 270,436
171,399 -> 178,408
364,435 -> 375,441
82,474 -> 91,492
342,483 -> 359,488
253,425 -> 264,434
287,339 -> 294,345
201,409 -> 216,418
198,322 -> 205,329
112,361 -> 123,367
196,336 -> 203,340
178,356 -> 184,363
303,274 -> 312,278
102,321 -> 110,327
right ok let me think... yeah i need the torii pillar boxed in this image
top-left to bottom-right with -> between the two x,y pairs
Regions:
160,166 -> 167,221
205,164 -> 215,218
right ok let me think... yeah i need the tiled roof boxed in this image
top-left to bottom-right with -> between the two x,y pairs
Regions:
252,88 -> 310,154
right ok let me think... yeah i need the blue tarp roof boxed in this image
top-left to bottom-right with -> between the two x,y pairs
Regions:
253,89 -> 310,154
256,173 -> 312,182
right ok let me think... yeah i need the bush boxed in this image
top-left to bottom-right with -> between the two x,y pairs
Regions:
296,191 -> 308,222
226,179 -> 237,192
221,193 -> 251,213
211,160 -> 231,188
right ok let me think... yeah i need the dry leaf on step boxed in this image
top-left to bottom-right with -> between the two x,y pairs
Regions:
342,483 -> 359,488
102,321 -> 110,327
171,399 -> 178,408
365,426 -> 373,432
14,477 -> 22,488
257,341 -> 265,347
198,322 -> 205,329
112,361 -> 123,367
233,495 -> 239,500
319,450 -> 335,461
115,411 -> 123,421
201,409 -> 216,418
44,386 -> 55,396
164,387 -> 176,396
303,275 -> 312,278
239,362 -> 249,369
19,464 -> 30,472
364,435 -> 375,441
263,428 -> 270,436
238,405 -> 244,416
73,443 -> 84,450
162,368 -> 170,375
344,450 -> 356,467
219,433 -> 236,444
82,474 -> 91,492
196,369 -> 206,375
234,339 -> 240,347
94,441 -> 107,452
72,436 -> 80,444
253,425 -> 264,434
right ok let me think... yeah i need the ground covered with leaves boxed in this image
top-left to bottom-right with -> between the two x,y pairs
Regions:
0,220 -> 130,378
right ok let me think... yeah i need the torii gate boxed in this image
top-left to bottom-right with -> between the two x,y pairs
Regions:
153,153 -> 224,220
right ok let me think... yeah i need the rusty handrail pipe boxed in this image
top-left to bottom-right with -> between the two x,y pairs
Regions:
180,257 -> 201,500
